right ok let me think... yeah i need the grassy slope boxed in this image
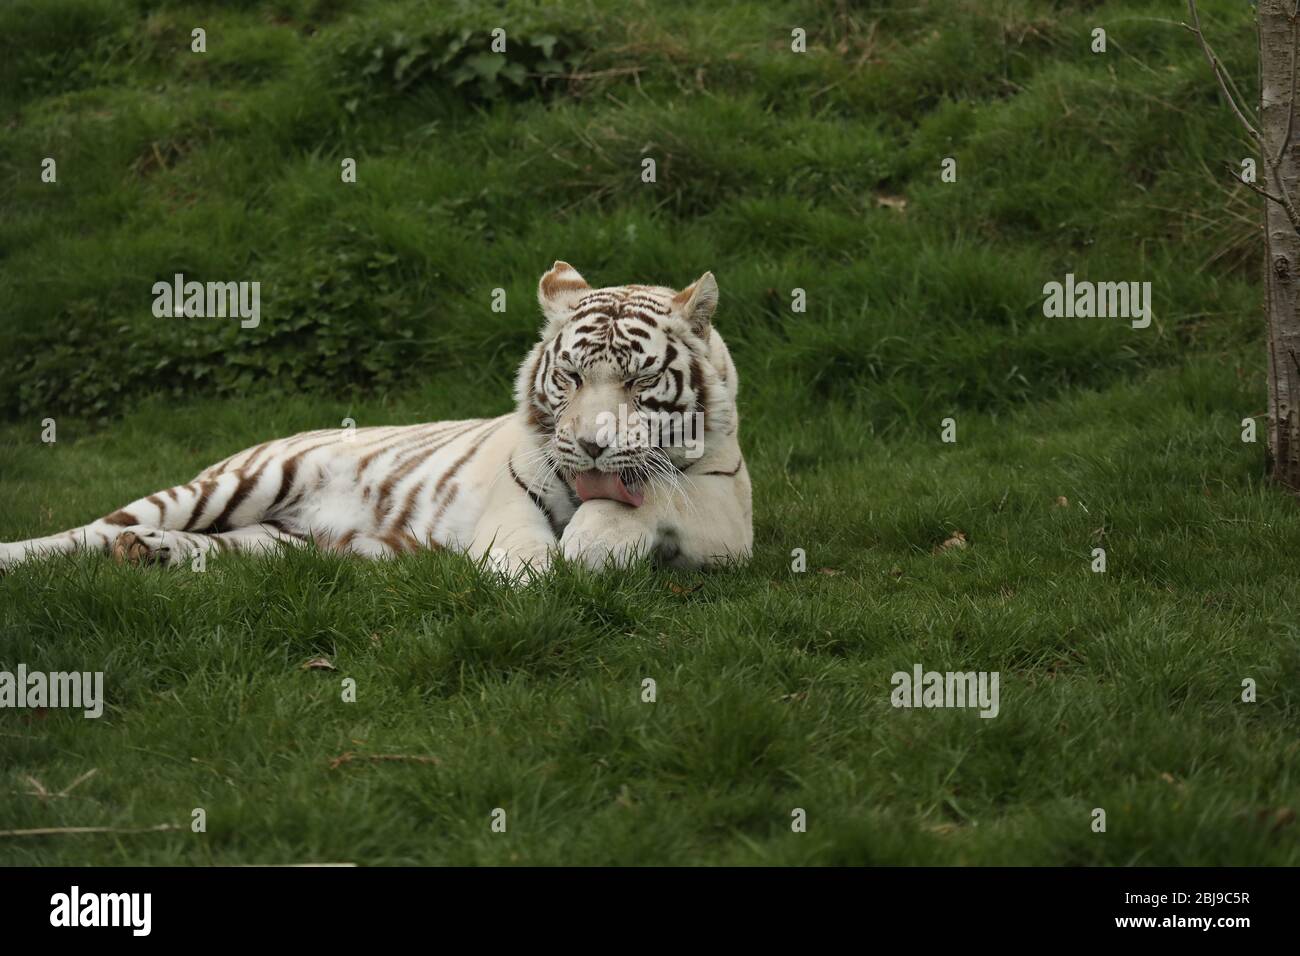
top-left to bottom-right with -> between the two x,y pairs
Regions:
1,0 -> 1297,864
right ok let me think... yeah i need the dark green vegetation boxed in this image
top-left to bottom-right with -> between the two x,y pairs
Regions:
1,0 -> 1296,864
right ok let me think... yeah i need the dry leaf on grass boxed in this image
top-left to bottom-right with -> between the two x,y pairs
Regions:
302,657 -> 336,671
1260,807 -> 1295,830
934,531 -> 968,553
924,822 -> 962,835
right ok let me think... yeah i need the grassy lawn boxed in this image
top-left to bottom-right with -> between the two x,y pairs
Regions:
1,0 -> 1298,864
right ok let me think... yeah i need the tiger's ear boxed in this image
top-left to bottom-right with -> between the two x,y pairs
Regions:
673,271 -> 718,336
537,260 -> 590,327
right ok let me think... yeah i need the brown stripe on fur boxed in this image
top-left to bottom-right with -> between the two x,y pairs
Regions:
103,509 -> 138,526
385,477 -> 429,543
272,430 -> 332,455
509,458 -> 560,536
425,418 -> 509,536
429,483 -> 461,535
371,420 -> 489,525
387,420 -> 487,471
526,402 -> 554,434
354,422 -> 464,478
236,441 -> 276,473
204,455 -> 237,476
690,355 -> 710,421
355,430 -> 432,474
640,396 -> 680,412
271,438 -> 340,511
272,455 -> 300,509
209,469 -> 262,533
261,519 -> 307,541
375,420 -> 496,525
532,352 -> 549,391
382,530 -> 422,554
388,417 -> 506,537
182,480 -> 218,532
670,365 -> 685,398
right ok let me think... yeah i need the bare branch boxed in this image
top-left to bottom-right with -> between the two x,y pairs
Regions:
1192,2 -> 1300,235
1185,0 -> 1262,142
1228,163 -> 1289,205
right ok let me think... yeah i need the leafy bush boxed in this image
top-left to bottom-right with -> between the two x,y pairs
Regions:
333,27 -> 583,111
0,236 -> 426,420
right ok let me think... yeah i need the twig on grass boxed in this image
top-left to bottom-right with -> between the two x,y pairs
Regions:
20,768 -> 98,803
0,823 -> 182,838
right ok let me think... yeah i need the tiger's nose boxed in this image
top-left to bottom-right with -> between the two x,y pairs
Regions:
579,439 -> 606,461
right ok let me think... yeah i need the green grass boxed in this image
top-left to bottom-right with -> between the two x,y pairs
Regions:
1,0 -> 1298,864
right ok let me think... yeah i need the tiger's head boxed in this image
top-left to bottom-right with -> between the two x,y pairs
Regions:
515,261 -> 739,508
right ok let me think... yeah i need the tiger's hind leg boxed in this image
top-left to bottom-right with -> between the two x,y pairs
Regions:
108,524 -> 422,567
110,523 -> 308,567
1,462 -> 302,571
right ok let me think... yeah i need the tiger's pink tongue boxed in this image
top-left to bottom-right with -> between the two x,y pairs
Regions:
574,470 -> 644,508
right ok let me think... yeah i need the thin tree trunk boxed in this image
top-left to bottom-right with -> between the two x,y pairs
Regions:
1260,0 -> 1300,490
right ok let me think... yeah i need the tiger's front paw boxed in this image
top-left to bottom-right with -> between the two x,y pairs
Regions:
485,544 -> 553,582
111,528 -> 190,568
559,500 -> 653,571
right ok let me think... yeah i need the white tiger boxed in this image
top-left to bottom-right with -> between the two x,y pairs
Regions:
0,262 -> 753,577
